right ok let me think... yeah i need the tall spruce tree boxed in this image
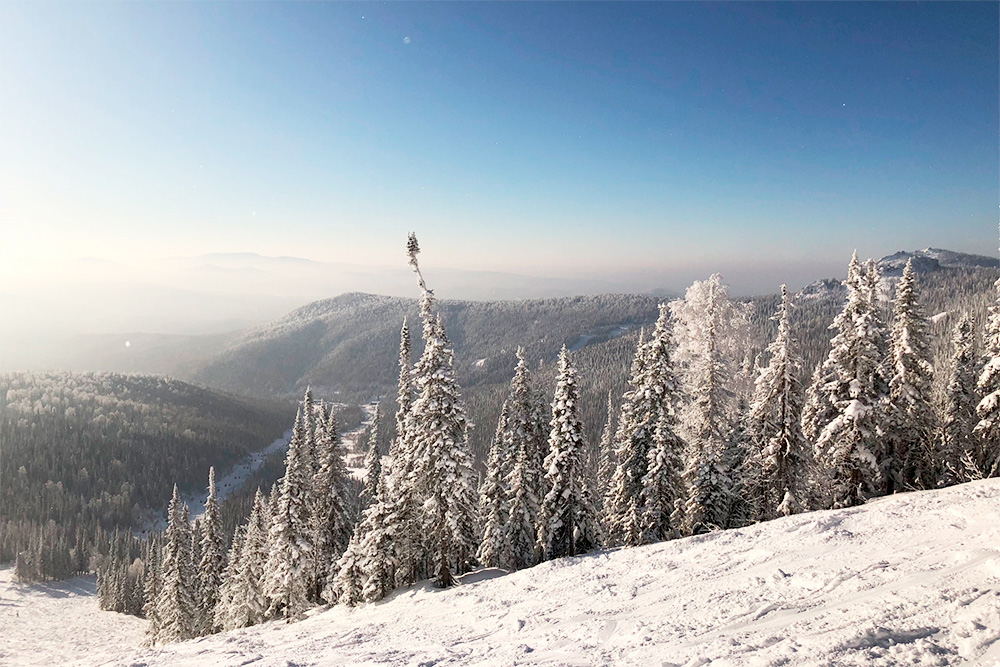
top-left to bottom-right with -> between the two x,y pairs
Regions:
405,234 -> 480,587
478,404 -> 510,569
886,259 -> 937,490
264,408 -> 314,619
813,253 -> 891,507
361,405 -> 383,507
152,486 -> 197,644
596,390 -> 617,511
537,347 -> 601,560
500,350 -> 545,571
606,306 -> 685,545
197,467 -> 225,635
214,525 -> 245,631
232,489 -> 271,628
973,277 -> 1000,478
311,405 -> 353,601
679,280 -> 736,534
639,410 -> 686,543
940,314 -> 979,483
749,285 -> 809,520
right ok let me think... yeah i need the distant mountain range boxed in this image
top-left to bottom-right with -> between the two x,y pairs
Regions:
798,248 -> 999,300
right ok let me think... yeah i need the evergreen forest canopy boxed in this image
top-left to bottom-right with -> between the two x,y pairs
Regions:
0,372 -> 293,578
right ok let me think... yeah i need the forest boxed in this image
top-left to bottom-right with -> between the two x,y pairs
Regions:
76,237 -> 1000,646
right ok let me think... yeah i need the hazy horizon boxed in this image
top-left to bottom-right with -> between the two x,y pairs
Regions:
1,2 -> 997,346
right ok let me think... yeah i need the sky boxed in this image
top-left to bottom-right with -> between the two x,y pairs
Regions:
1,1 -> 997,296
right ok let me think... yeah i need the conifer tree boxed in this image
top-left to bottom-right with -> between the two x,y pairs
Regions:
537,347 -> 601,560
639,410 -> 686,543
385,319 -> 421,588
325,531 -> 365,606
974,277 -> 1000,478
813,253 -> 891,507
356,475 -> 399,603
361,405 -> 383,507
478,405 -> 510,569
264,408 -> 314,619
404,234 -> 480,587
227,490 -> 270,628
749,285 -> 809,520
940,314 -> 979,484
886,259 -> 937,490
197,467 -> 225,635
499,347 -> 545,569
681,286 -> 735,534
142,539 -> 162,629
214,525 -> 245,631
606,306 -> 685,545
310,405 -> 353,601
153,486 -> 196,644
596,390 -> 617,511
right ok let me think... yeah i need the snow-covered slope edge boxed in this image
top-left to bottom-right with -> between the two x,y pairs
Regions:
113,480 -> 1000,667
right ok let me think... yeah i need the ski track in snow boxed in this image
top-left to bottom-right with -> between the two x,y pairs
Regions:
186,401 -> 380,521
6,480 -> 1000,666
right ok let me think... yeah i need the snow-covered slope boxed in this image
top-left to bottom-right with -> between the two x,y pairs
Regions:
7,481 -> 1000,667
0,569 -> 144,667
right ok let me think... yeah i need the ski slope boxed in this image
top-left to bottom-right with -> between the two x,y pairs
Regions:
0,568 -> 144,667
6,480 -> 1000,667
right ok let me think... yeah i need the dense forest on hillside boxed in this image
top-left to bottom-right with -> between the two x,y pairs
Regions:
197,264 -> 999,468
0,372 -> 294,575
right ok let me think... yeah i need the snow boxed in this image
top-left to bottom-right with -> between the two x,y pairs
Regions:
74,479 -> 1000,667
0,568 -> 145,667
931,311 -> 950,324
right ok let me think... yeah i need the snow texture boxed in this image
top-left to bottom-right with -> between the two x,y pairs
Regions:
11,479 -> 993,667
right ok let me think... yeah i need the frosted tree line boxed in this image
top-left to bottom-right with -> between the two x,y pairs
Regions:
95,242 -> 1000,644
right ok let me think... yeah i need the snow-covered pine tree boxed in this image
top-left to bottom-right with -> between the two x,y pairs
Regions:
498,347 -> 545,568
228,489 -> 271,628
300,387 -> 319,479
596,390 -> 617,512
813,252 -> 891,508
939,314 -> 979,484
404,234 -> 480,587
477,404 -> 510,569
681,308 -> 733,535
310,404 -> 354,602
361,404 -> 383,507
197,467 -> 225,635
385,319 -> 422,588
973,277 -> 1000,478
640,408 -> 686,543
674,277 -> 744,535
326,530 -> 365,607
264,408 -> 314,620
356,475 -> 399,603
214,525 -> 245,631
537,347 -> 601,560
886,259 -> 937,491
142,538 -> 162,629
390,318 -> 413,468
749,285 -> 809,520
607,306 -> 686,545
152,486 -> 197,644
604,328 -> 649,546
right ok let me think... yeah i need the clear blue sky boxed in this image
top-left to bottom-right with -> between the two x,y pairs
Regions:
1,1 -> 997,289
